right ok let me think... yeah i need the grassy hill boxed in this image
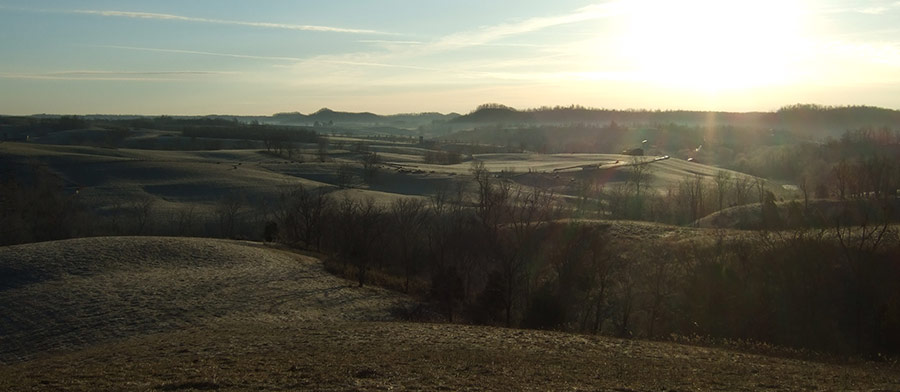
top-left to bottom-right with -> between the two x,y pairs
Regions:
0,237 -> 410,363
1,237 -> 897,391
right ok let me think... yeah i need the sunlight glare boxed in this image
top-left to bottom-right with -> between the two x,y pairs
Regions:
617,0 -> 807,92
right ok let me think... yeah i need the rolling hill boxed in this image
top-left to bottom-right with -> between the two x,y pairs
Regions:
0,237 -> 410,363
1,237 -> 897,391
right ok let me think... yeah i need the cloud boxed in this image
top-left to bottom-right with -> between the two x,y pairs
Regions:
269,3 -> 631,88
358,39 -> 424,45
95,45 -> 306,62
316,60 -> 441,72
0,70 -> 233,81
75,10 -> 386,34
426,2 -> 625,51
1,6 -> 390,35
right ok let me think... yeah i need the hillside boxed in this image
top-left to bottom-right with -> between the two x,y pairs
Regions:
449,104 -> 900,133
270,109 -> 457,129
0,237 -> 410,363
1,237 -> 898,391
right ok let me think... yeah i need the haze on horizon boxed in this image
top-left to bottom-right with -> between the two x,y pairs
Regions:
1,0 -> 899,116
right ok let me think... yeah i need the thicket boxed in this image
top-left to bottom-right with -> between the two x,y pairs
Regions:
269,161 -> 900,356
0,163 -> 90,245
572,129 -> 900,228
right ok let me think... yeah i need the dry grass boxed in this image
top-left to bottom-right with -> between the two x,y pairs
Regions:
1,236 -> 899,390
1,320 -> 898,391
1,141 -> 774,224
0,237 -> 412,363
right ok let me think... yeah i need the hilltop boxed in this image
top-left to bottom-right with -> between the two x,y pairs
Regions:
0,237 -> 411,363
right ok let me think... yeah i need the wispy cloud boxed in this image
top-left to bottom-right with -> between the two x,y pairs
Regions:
358,39 -> 423,45
427,2 -> 625,51
271,3 -> 629,88
316,60 -> 442,72
71,10 -> 387,34
98,45 -> 443,74
0,70 -> 232,81
814,1 -> 900,15
95,45 -> 306,62
0,6 -> 390,35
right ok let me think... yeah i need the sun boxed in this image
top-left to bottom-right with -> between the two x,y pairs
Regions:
617,0 -> 808,92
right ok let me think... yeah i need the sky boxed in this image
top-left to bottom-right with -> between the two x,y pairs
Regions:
1,0 -> 899,115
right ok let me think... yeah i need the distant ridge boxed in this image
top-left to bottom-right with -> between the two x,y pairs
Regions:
272,108 -> 457,125
449,104 -> 534,124
6,104 -> 897,135
448,103 -> 900,132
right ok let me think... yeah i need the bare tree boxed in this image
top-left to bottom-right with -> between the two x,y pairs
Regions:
390,198 -> 429,292
587,236 -> 619,333
798,174 -> 810,210
171,205 -> 197,236
713,170 -> 732,211
681,174 -> 705,225
333,196 -> 384,287
128,197 -> 155,235
362,152 -> 381,184
429,181 -> 451,215
754,177 -> 768,205
216,193 -> 244,238
600,182 -> 630,219
641,244 -> 678,337
831,159 -> 853,200
317,137 -> 330,162
627,157 -> 654,219
858,156 -> 896,200
471,160 -> 510,230
732,175 -> 753,207
834,200 -> 893,352
276,185 -> 332,250
497,186 -> 555,327
336,163 -> 354,188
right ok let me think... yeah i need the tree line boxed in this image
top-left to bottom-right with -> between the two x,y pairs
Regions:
3,154 -> 898,356
269,161 -> 900,356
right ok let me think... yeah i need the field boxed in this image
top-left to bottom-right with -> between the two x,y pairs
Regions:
0,138 -> 776,219
1,237 -> 898,391
3,122 -> 900,390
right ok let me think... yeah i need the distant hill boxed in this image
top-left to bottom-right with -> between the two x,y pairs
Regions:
449,104 -> 535,124
6,103 -> 898,139
450,103 -> 900,136
272,108 -> 457,128
274,108 -> 380,124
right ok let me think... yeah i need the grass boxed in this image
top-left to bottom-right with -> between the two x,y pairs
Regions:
1,236 -> 899,390
0,237 -> 412,363
1,319 -> 898,391
1,141 -> 771,220
3,139 -> 897,389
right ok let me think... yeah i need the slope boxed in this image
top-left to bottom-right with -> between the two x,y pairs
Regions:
0,237 -> 898,390
0,237 -> 411,363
